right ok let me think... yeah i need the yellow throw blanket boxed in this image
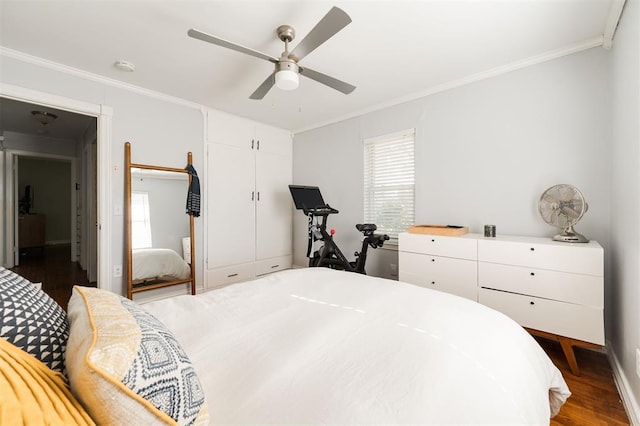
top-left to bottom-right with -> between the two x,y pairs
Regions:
0,337 -> 94,425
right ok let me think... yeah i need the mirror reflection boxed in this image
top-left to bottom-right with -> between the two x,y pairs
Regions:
125,142 -> 196,298
131,169 -> 191,283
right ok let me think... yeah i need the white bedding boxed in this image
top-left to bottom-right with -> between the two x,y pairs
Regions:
132,248 -> 191,281
144,268 -> 570,425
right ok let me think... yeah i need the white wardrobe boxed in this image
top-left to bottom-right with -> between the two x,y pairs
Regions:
205,109 -> 292,289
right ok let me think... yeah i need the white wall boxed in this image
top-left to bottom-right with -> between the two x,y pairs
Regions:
1,54 -> 205,297
609,0 -> 640,419
3,130 -> 78,157
294,46 -> 611,277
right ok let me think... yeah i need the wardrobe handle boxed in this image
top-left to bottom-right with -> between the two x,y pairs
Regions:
257,192 -> 260,201
251,139 -> 254,149
251,191 -> 254,201
257,140 -> 260,150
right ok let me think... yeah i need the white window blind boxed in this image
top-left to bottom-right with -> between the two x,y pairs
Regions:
364,129 -> 415,241
131,192 -> 153,249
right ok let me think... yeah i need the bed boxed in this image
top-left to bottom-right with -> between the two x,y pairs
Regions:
131,247 -> 191,285
143,268 -> 570,424
0,266 -> 570,425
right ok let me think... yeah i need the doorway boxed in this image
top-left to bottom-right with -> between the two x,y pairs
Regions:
0,94 -> 102,308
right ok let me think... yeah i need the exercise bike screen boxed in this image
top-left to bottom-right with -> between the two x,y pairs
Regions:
289,185 -> 326,210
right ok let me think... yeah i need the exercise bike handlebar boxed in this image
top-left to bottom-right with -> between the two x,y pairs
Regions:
303,204 -> 339,216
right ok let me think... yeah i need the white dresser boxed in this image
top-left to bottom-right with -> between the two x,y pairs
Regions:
399,232 -> 604,375
398,232 -> 478,301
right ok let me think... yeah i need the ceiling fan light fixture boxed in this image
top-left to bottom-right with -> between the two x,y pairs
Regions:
275,61 -> 299,91
275,69 -> 299,91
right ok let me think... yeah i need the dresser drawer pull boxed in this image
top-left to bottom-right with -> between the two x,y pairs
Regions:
530,247 -> 535,251
227,273 -> 238,278
530,301 -> 535,305
530,272 -> 535,276
431,281 -> 436,285
431,239 -> 435,242
270,264 -> 280,269
431,258 -> 435,262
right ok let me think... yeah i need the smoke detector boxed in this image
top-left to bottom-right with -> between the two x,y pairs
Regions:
114,60 -> 135,72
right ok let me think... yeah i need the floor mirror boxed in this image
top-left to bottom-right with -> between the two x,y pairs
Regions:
124,142 -> 196,299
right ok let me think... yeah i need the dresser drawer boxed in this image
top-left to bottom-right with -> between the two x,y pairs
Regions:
478,238 -> 603,276
479,288 -> 604,345
206,262 -> 255,289
399,232 -> 477,260
478,262 -> 603,307
255,255 -> 291,276
399,251 -> 477,301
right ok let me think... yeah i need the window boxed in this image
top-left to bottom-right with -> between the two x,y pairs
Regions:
364,129 -> 415,242
131,192 -> 153,249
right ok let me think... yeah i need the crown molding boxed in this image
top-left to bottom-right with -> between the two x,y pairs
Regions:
293,36 -> 604,134
603,0 -> 627,49
0,47 -> 201,111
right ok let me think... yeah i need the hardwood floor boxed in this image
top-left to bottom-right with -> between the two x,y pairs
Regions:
11,244 -> 95,310
536,336 -> 631,425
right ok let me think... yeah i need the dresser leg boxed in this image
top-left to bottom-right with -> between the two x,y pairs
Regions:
524,328 -> 602,377
559,338 -> 580,376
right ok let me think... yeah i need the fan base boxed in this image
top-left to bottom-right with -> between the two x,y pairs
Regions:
553,226 -> 589,243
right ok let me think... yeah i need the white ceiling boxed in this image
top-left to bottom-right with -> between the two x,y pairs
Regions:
0,0 -> 620,133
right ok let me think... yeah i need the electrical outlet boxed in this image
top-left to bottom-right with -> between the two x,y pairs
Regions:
113,265 -> 122,277
390,263 -> 398,276
636,348 -> 640,379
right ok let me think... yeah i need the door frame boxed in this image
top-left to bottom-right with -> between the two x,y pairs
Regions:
8,151 -> 77,266
0,83 -> 112,289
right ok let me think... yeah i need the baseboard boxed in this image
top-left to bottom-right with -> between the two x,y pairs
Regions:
608,344 -> 640,425
45,240 -> 71,246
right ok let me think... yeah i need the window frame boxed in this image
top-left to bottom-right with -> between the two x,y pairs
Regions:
130,191 -> 153,249
363,128 -> 416,245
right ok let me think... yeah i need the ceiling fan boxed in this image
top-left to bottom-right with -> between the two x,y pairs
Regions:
187,6 -> 356,100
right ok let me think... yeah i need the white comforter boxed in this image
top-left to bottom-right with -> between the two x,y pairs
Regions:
144,268 -> 570,425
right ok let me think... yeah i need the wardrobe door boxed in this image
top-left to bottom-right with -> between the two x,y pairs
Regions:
206,142 -> 255,269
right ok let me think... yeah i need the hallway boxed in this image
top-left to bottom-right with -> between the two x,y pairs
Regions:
11,244 -> 94,310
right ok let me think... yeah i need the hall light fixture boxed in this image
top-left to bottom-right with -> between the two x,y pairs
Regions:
31,110 -> 58,126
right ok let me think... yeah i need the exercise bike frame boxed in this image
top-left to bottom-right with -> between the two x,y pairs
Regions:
304,205 -> 389,275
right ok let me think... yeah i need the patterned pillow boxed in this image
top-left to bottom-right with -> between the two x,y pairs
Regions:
66,286 -> 209,425
0,267 -> 69,374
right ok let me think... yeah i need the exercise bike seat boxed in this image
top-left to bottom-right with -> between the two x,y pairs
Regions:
356,223 -> 377,233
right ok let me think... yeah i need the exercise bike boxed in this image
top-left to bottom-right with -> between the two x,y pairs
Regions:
289,185 -> 389,274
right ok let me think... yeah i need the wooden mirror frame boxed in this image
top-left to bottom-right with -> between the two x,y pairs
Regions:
124,142 -> 196,299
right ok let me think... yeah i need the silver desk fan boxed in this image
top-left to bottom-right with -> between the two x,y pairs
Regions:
538,184 -> 589,243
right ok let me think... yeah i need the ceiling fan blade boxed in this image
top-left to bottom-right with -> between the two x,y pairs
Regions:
188,28 -> 278,64
290,6 -> 351,61
299,66 -> 355,95
249,73 -> 276,100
